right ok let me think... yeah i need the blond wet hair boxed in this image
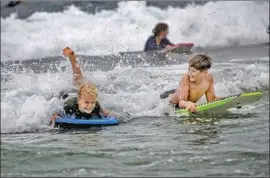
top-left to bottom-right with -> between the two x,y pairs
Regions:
77,83 -> 98,98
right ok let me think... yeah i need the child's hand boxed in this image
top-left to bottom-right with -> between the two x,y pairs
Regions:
102,109 -> 109,117
49,113 -> 60,127
186,101 -> 197,113
63,47 -> 75,58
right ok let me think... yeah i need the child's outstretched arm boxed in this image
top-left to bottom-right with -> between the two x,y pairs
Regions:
49,113 -> 60,128
62,47 -> 84,86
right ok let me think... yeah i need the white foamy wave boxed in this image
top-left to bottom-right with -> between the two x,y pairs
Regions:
1,70 -> 72,133
1,56 -> 269,133
1,1 -> 269,61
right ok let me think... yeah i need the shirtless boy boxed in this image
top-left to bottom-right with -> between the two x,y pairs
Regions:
169,54 -> 222,113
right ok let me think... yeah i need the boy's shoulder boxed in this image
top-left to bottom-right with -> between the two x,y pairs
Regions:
180,72 -> 213,82
182,73 -> 190,80
179,73 -> 190,84
205,72 -> 214,82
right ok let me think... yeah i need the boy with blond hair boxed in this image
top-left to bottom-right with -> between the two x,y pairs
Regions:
50,47 -> 108,124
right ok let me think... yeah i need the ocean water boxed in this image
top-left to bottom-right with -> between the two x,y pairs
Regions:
1,1 -> 269,177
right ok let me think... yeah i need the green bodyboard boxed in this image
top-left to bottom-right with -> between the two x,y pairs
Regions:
175,91 -> 263,115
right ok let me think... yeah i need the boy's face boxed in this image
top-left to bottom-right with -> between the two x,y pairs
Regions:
77,93 -> 97,114
188,67 -> 206,82
160,29 -> 169,39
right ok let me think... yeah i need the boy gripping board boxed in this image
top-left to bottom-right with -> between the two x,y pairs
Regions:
161,54 -> 263,115
166,53 -> 223,114
175,91 -> 263,115
49,47 -> 110,127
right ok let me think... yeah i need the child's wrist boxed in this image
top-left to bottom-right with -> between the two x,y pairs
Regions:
68,54 -> 75,58
71,51 -> 75,56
